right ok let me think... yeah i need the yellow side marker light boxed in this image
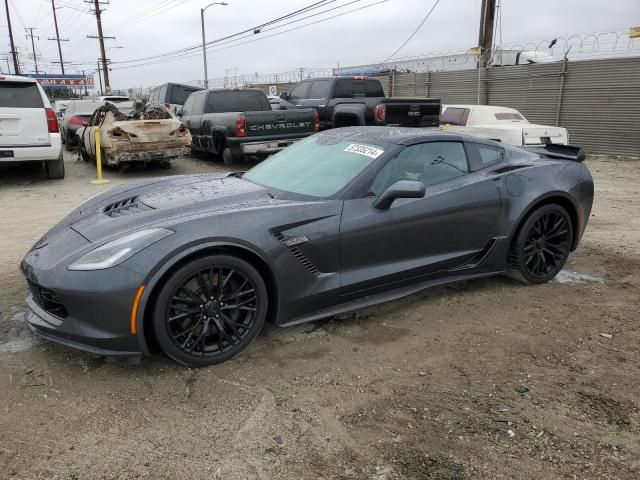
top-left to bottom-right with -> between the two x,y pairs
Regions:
130,285 -> 145,335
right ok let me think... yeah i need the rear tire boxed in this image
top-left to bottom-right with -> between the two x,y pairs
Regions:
152,255 -> 268,367
222,147 -> 237,165
509,204 -> 573,284
64,132 -> 74,151
45,154 -> 65,179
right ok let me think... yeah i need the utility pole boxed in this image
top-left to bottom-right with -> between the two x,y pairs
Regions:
86,0 -> 113,94
25,27 -> 39,74
4,0 -> 19,74
477,0 -> 496,68
48,0 -> 68,75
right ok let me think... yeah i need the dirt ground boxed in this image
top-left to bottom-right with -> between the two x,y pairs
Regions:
0,151 -> 638,480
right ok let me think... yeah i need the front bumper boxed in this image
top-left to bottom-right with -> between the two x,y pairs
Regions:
24,290 -> 144,359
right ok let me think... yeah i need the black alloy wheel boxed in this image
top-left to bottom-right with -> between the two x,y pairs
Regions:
153,255 -> 268,366
511,204 -> 573,284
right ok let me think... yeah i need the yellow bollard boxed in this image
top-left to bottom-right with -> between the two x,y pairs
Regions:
90,126 -> 110,185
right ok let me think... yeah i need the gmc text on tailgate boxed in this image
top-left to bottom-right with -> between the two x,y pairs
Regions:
278,76 -> 441,130
179,88 -> 317,164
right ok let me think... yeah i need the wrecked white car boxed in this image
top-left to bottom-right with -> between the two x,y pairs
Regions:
76,102 -> 191,168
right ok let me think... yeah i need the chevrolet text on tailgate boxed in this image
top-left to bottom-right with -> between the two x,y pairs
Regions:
278,76 -> 441,130
179,88 -> 317,164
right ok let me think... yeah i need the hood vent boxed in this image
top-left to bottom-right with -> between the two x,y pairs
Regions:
103,196 -> 153,218
273,232 -> 319,275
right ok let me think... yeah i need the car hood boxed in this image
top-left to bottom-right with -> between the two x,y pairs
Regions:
63,174 -> 276,242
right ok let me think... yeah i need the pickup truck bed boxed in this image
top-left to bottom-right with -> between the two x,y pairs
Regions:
180,88 -> 317,164
279,76 -> 440,129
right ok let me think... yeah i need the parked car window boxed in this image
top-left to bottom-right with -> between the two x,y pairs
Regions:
371,142 -> 469,195
0,82 -> 43,108
171,85 -> 202,105
158,85 -> 168,102
308,80 -> 331,99
475,144 -> 505,166
289,82 -> 310,100
334,79 -> 385,98
364,80 -> 385,97
182,94 -> 196,116
440,107 -> 470,126
207,90 -> 269,113
495,112 -> 525,121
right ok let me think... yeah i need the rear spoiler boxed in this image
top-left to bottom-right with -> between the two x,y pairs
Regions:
525,144 -> 586,162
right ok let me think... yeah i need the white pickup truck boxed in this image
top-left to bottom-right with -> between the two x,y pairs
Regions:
440,105 -> 568,146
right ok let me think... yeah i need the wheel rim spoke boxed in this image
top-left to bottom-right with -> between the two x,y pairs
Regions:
166,264 -> 258,358
522,211 -> 570,279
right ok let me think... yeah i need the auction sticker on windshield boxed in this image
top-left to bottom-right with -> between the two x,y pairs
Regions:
344,143 -> 384,159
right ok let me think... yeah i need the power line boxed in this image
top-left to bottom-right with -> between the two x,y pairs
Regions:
111,0 -> 390,71
387,0 -> 440,59
112,0 -> 336,65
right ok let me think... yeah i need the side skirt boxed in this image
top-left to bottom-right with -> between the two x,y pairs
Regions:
279,270 -> 504,328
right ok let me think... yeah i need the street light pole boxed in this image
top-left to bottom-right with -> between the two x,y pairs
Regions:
200,2 -> 227,88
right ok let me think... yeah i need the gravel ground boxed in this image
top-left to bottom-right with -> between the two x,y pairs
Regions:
0,151 -> 638,480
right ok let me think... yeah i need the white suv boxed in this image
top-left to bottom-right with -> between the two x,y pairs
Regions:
0,74 -> 64,179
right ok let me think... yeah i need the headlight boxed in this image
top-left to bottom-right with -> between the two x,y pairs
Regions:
68,228 -> 173,271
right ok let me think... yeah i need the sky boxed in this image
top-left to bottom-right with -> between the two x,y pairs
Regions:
2,0 -> 639,90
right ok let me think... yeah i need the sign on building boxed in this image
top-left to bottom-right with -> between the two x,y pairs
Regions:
26,74 -> 94,87
268,85 -> 278,96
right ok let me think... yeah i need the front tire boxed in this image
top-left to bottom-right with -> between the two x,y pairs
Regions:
153,255 -> 268,367
45,154 -> 65,179
509,204 -> 573,284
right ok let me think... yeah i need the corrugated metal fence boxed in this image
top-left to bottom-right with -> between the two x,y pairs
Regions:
253,57 -> 640,155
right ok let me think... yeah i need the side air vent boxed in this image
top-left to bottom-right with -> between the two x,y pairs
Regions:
491,165 -> 530,174
103,196 -> 153,218
273,232 -> 319,274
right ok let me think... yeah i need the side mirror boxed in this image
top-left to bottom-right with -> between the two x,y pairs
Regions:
373,180 -> 425,209
279,92 -> 289,100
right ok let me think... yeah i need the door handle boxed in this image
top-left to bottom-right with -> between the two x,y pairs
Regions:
295,104 -> 302,107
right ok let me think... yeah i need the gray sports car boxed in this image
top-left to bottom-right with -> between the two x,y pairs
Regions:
21,127 -> 594,366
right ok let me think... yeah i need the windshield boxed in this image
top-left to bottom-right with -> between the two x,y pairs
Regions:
244,135 -> 386,198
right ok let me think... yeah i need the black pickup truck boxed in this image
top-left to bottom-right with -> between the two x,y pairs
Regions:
278,76 -> 440,129
179,88 -> 317,164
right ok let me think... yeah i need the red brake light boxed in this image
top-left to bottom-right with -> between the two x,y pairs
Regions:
236,116 -> 246,137
67,115 -> 87,126
45,108 -> 59,133
352,76 -> 365,80
313,110 -> 319,132
374,104 -> 386,123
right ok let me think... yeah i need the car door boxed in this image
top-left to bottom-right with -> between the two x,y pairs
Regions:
339,140 -> 502,293
280,81 -> 311,110
298,79 -> 332,124
180,92 -> 202,148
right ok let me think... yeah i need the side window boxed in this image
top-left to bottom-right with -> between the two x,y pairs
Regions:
308,80 -> 331,99
475,143 -> 505,167
333,80 -> 353,98
371,142 -> 469,195
159,85 -> 168,102
440,107 -> 470,126
182,94 -> 196,116
289,82 -> 310,100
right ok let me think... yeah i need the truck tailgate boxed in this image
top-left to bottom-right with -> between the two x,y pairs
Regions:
382,97 -> 441,127
243,109 -> 315,137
